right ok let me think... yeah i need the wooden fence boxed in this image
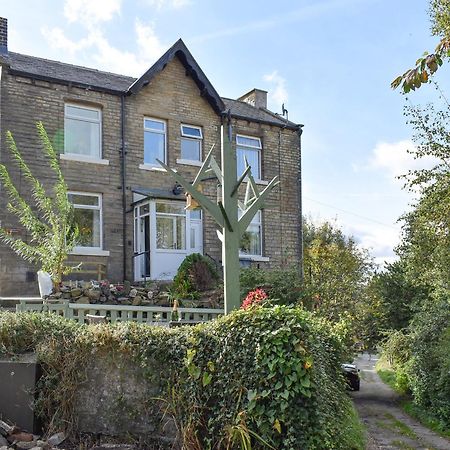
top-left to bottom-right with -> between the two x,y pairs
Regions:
15,298 -> 223,325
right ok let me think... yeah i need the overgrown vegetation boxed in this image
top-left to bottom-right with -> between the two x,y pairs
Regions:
171,253 -> 219,300
0,308 -> 365,449
0,122 -> 78,288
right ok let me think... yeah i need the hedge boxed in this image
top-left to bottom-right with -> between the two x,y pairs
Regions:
0,306 -> 364,449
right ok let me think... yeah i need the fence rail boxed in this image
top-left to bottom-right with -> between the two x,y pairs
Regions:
15,299 -> 223,325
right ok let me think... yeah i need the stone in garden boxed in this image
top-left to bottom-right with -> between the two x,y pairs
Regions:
132,296 -> 142,306
16,441 -> 38,449
76,296 -> 90,304
87,289 -> 101,301
52,292 -> 62,299
99,296 -> 106,303
83,282 -> 91,289
47,432 -> 66,447
62,293 -> 71,299
8,432 -> 33,442
70,288 -> 82,298
0,436 -> 8,447
0,446 -> 9,450
123,280 -> 131,296
129,288 -> 137,298
0,421 -> 13,436
89,445 -> 136,450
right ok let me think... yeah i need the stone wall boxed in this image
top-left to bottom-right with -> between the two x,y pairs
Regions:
0,55 -> 301,296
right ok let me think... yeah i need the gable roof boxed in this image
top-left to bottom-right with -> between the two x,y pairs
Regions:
1,43 -> 299,129
127,39 -> 225,115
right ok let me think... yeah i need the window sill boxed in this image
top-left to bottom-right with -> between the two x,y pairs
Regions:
239,255 -> 270,262
243,179 -> 269,186
176,158 -> 203,167
70,248 -> 110,257
139,164 -> 167,172
60,154 -> 110,165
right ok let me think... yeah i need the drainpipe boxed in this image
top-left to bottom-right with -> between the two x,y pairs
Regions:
297,125 -> 304,281
120,95 -> 127,281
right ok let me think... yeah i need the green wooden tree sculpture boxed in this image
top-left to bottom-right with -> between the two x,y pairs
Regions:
157,125 -> 279,314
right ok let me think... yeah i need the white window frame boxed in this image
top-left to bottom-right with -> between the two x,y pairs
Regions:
142,117 -> 167,169
239,209 -> 264,258
68,191 -> 108,256
236,134 -> 262,180
155,201 -> 186,252
64,103 -> 104,162
178,124 -> 203,165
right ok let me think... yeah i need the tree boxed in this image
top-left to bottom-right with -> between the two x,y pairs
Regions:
399,103 -> 450,286
392,0 -> 450,92
0,122 -> 79,289
303,219 -> 374,323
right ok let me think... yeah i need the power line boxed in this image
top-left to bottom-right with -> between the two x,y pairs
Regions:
303,196 -> 399,230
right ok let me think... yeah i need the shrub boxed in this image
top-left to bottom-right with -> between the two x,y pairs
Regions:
240,266 -> 304,305
172,253 -> 219,300
407,290 -> 450,427
241,288 -> 268,310
0,307 -> 364,449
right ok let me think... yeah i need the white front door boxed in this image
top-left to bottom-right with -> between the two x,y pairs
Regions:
133,200 -> 203,281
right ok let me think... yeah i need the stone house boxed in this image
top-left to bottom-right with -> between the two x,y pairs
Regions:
0,17 -> 303,296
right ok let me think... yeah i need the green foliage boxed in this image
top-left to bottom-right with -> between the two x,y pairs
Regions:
391,1 -> 449,92
0,123 -> 78,286
379,291 -> 450,429
240,266 -> 303,305
172,253 -> 219,300
0,308 -> 365,449
303,218 -> 374,326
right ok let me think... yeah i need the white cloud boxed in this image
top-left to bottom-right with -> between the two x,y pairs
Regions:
41,19 -> 166,76
64,0 -> 122,27
264,70 -> 288,110
145,0 -> 191,9
364,140 -> 438,185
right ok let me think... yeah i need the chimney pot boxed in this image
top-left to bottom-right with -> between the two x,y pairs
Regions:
238,88 -> 268,109
0,17 -> 7,55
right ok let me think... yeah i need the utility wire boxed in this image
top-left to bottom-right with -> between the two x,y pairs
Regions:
304,196 -> 399,230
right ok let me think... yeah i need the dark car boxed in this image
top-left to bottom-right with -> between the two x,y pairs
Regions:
342,363 -> 360,391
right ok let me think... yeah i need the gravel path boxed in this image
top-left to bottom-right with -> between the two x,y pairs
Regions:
351,353 -> 450,450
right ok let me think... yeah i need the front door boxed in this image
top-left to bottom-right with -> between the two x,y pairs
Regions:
134,200 -> 203,281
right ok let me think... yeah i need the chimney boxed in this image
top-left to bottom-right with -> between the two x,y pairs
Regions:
0,18 -> 7,55
238,88 -> 268,109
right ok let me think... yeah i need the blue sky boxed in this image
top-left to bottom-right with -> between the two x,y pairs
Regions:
1,0 -> 444,265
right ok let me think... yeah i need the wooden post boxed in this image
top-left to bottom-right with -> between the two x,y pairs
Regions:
157,119 -> 279,314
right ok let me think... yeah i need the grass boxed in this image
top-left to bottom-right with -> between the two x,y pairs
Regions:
383,413 -> 417,439
376,359 -> 450,440
390,439 -> 416,449
343,403 -> 367,450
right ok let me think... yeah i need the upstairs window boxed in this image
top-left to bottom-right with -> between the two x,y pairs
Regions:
68,192 -> 103,250
236,134 -> 262,179
180,124 -> 202,161
64,104 -> 101,159
144,118 -> 166,166
239,210 -> 262,256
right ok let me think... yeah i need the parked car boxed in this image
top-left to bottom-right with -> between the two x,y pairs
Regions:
342,363 -> 360,391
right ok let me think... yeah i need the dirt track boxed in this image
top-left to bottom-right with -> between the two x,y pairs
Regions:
351,353 -> 450,450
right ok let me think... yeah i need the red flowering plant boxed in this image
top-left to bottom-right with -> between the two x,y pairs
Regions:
241,288 -> 268,310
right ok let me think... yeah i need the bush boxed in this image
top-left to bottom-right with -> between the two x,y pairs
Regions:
0,307 -> 364,449
240,266 -> 304,305
172,253 -> 219,300
407,290 -> 450,427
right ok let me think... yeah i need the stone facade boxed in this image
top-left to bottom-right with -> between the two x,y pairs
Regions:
0,28 -> 302,296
